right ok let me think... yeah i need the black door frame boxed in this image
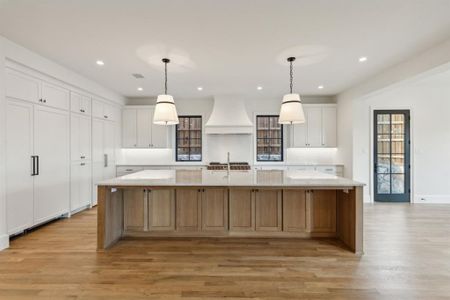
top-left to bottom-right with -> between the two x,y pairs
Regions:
373,110 -> 411,202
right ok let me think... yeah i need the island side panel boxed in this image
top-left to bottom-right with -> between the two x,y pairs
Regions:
337,186 -> 363,254
97,186 -> 124,250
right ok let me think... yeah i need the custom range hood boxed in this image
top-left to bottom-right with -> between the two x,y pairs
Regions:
205,96 -> 253,134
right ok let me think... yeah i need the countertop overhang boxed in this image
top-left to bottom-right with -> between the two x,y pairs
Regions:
98,169 -> 363,188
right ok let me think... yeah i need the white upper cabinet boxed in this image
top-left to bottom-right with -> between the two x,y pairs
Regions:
136,108 -> 152,148
6,69 -> 40,103
92,98 -> 119,121
122,109 -> 137,148
291,104 -> 337,148
6,68 -> 69,110
70,92 -> 91,115
41,82 -> 70,110
122,106 -> 168,148
322,106 -> 337,147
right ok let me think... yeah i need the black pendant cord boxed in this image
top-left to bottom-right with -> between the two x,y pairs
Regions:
287,56 -> 295,94
289,60 -> 293,94
164,61 -> 168,95
162,58 -> 170,95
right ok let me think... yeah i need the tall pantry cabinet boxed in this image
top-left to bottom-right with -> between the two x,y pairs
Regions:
5,68 -> 70,235
5,63 -> 121,236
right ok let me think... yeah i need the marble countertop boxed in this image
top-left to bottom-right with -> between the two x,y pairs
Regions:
99,169 -> 363,188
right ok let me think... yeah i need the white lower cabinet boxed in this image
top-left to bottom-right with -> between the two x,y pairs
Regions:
6,99 -> 70,235
71,162 -> 92,212
92,119 -> 117,206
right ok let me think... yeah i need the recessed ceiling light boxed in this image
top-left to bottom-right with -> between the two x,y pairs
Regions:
359,56 -> 367,62
318,85 -> 324,89
96,60 -> 105,66
137,87 -> 143,91
197,87 -> 203,91
257,86 -> 263,90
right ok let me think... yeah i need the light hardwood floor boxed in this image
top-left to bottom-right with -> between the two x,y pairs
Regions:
1,203 -> 450,299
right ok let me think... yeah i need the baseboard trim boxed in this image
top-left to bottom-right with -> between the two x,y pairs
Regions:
413,195 -> 450,204
0,234 -> 9,251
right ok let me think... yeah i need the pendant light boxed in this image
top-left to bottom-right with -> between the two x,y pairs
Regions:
278,57 -> 305,124
153,58 -> 179,125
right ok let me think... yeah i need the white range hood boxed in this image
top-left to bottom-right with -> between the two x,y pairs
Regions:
205,96 -> 253,134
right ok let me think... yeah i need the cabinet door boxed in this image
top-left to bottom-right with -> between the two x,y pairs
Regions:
176,189 -> 201,231
92,99 -> 104,119
291,123 -> 307,147
202,188 -> 228,232
6,100 -> 34,235
322,106 -> 337,147
70,92 -> 82,113
124,189 -> 146,231
255,189 -> 282,232
103,121 -> 115,164
136,108 -> 152,148
92,162 -> 103,206
229,189 -> 255,231
92,119 -> 104,163
6,69 -> 40,103
310,190 -> 337,233
283,189 -> 308,232
80,95 -> 91,115
151,109 -> 168,148
79,162 -> 92,207
70,115 -> 80,161
79,116 -> 91,160
41,82 -> 70,110
306,107 -> 322,147
148,189 -> 175,231
122,109 -> 137,148
34,105 -> 70,223
70,163 -> 81,212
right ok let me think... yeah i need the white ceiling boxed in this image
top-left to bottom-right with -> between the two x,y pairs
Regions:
1,0 -> 449,99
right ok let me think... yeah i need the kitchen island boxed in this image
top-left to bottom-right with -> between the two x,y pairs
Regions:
97,169 -> 364,254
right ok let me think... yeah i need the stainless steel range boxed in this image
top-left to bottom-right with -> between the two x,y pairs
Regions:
207,162 -> 251,171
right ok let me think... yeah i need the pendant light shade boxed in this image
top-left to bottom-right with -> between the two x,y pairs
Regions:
153,94 -> 179,125
153,58 -> 179,125
279,57 -> 305,124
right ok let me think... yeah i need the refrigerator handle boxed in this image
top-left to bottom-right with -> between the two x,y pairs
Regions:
104,154 -> 108,167
36,155 -> 39,176
31,156 -> 36,176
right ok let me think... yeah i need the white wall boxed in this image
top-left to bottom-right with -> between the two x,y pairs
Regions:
121,96 -> 339,165
353,77 -> 450,203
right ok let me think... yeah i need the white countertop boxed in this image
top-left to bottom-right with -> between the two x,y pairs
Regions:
99,169 -> 362,188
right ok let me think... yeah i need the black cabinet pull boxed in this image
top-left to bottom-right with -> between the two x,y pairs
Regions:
35,155 -> 39,175
31,156 -> 36,176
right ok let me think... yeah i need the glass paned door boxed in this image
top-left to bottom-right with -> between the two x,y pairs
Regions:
374,110 -> 410,202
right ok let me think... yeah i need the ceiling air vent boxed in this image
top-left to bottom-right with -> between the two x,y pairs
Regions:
132,73 -> 145,79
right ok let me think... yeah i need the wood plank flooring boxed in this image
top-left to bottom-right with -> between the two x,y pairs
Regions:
1,203 -> 450,299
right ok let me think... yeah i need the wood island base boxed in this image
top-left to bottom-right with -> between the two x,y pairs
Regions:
97,186 -> 363,254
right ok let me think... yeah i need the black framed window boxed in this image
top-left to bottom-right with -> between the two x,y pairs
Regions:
176,116 -> 202,161
256,115 -> 283,161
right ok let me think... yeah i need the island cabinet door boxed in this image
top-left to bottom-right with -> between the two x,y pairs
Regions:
229,189 -> 255,232
255,189 -> 282,232
176,188 -> 202,232
282,189 -> 308,232
123,189 -> 147,232
310,190 -> 337,234
148,189 -> 175,231
201,188 -> 228,232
